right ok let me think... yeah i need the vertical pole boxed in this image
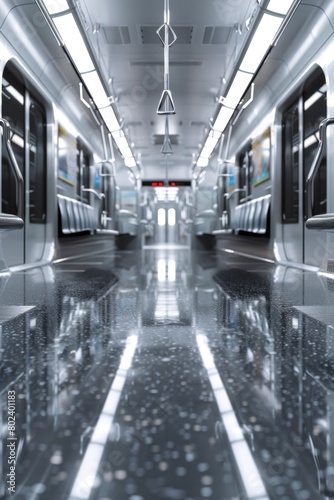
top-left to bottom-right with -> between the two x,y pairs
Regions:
164,0 -> 170,93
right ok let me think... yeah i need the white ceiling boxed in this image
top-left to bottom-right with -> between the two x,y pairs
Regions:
76,0 -> 257,180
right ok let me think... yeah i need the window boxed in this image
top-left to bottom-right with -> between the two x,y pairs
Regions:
238,146 -> 252,203
282,67 -> 327,223
168,208 -> 176,226
158,208 -> 166,226
77,141 -> 91,203
1,66 -> 25,215
282,102 -> 299,223
29,101 -> 47,222
303,71 -> 327,217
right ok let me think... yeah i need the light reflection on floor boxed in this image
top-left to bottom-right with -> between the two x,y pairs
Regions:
0,248 -> 334,499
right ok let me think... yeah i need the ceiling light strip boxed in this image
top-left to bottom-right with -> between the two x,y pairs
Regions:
196,0 -> 298,167
38,0 -> 137,170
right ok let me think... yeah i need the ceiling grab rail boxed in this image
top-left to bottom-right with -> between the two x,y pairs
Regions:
305,117 -> 334,219
156,0 -> 177,115
0,118 -> 24,218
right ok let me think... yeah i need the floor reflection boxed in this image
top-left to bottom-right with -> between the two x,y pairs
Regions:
1,249 -> 334,498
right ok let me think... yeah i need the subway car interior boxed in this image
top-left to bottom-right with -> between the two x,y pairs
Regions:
2,0 -> 334,498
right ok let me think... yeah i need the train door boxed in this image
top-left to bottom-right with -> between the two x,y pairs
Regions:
166,205 -> 178,243
155,204 -> 167,244
282,68 -> 327,266
25,96 -> 47,262
154,202 -> 179,245
1,62 -> 47,267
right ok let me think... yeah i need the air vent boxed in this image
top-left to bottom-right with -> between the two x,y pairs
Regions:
103,26 -> 131,45
130,60 -> 202,67
153,134 -> 180,146
127,121 -> 142,127
203,26 -> 232,45
140,26 -> 193,44
191,121 -> 206,126
159,160 -> 174,166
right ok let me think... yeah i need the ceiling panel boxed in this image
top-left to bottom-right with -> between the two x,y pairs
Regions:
66,0 -> 258,178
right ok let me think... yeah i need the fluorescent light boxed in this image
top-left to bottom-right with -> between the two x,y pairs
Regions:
11,134 -> 24,149
113,136 -> 129,152
5,84 -> 24,105
124,157 -> 137,168
240,13 -> 283,73
112,130 -> 136,165
53,14 -> 95,73
44,2 -> 135,169
122,146 -> 133,159
304,133 -> 319,150
196,123 -> 222,163
81,71 -> 109,108
112,129 -> 125,139
197,156 -> 209,168
43,0 -> 69,14
98,107 -> 120,132
213,107 -> 234,133
201,146 -> 212,159
223,71 -> 254,108
204,132 -> 221,151
267,0 -> 294,15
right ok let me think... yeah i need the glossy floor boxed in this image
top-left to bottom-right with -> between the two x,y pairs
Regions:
1,246 -> 334,499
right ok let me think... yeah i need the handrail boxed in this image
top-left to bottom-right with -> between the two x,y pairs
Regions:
0,118 -> 24,218
118,209 -> 138,217
97,161 -> 115,177
239,194 -> 253,203
306,117 -> 334,218
81,187 -> 105,200
195,209 -> 215,217
224,188 -> 246,201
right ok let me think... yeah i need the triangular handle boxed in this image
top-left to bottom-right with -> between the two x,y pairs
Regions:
157,89 -> 176,115
161,137 -> 173,154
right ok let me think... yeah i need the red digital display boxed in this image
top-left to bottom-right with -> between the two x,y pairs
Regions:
142,180 -> 191,187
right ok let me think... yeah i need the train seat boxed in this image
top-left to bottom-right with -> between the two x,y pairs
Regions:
243,201 -> 251,231
247,199 -> 257,232
57,195 -> 71,234
258,194 -> 271,234
253,198 -> 264,233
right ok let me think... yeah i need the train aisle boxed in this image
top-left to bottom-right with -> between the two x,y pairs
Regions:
1,247 -> 334,499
